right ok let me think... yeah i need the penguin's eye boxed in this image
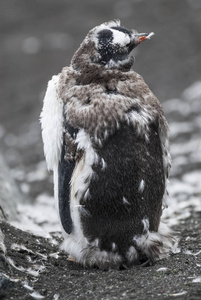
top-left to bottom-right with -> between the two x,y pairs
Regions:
126,41 -> 132,47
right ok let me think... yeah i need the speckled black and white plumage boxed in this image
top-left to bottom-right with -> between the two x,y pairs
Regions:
40,20 -> 172,269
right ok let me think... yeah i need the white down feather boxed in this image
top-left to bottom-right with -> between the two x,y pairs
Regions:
40,74 -> 64,171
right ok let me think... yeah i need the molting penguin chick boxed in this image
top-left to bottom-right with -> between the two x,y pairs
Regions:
40,20 -> 173,270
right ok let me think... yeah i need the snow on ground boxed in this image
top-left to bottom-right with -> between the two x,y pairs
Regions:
11,82 -> 201,236
11,193 -> 60,237
162,81 -> 201,226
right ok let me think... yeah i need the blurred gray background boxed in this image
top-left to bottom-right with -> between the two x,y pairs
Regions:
0,0 -> 201,201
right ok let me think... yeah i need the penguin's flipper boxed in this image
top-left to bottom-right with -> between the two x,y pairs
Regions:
41,74 -> 76,234
58,121 -> 77,234
58,142 -> 74,234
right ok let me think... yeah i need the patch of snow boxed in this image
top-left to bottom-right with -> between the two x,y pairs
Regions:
169,180 -> 194,195
138,179 -> 145,193
27,265 -> 45,277
156,267 -> 170,273
23,282 -> 33,291
0,228 -> 6,253
163,98 -> 190,116
171,241 -> 181,254
162,172 -> 201,226
27,168 -> 47,182
7,257 -> 26,272
30,291 -> 45,299
183,250 -> 201,256
169,122 -> 193,138
171,139 -> 200,157
1,273 -> 20,283
49,252 -> 60,259
169,291 -> 187,297
11,193 -> 60,236
11,243 -> 47,260
182,171 -> 201,185
192,277 -> 201,283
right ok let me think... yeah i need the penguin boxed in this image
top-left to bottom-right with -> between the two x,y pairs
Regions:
40,20 -> 173,270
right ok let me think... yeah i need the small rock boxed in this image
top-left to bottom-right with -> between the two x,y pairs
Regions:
156,267 -> 171,274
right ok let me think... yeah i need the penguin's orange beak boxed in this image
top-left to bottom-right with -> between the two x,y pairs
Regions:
137,32 -> 155,44
138,35 -> 148,42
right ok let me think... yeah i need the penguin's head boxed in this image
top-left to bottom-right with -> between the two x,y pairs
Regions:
71,20 -> 154,71
94,20 -> 154,69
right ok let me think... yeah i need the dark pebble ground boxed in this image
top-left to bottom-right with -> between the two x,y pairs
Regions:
0,215 -> 201,300
0,0 -> 201,299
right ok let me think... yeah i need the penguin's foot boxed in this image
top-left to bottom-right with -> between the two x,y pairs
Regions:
67,256 -> 81,264
67,256 -> 76,262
